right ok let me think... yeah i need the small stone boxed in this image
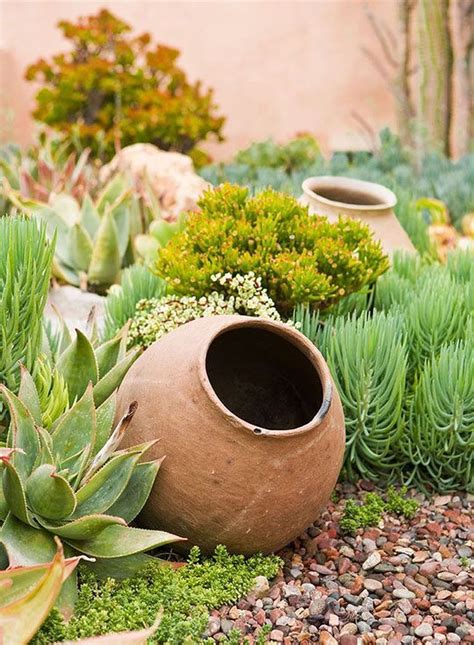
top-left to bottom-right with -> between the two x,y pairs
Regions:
269,629 -> 284,642
397,599 -> 413,614
319,631 -> 338,645
252,576 -> 270,599
357,621 -> 372,633
340,636 -> 358,645
415,623 -> 434,637
393,588 -> 416,600
413,550 -> 429,563
309,597 -> 327,616
457,545 -> 472,558
363,538 -> 377,553
340,623 -> 358,636
363,551 -> 382,570
420,561 -> 441,576
434,495 -> 452,506
364,578 -> 383,592
220,619 -> 234,634
206,616 -> 221,636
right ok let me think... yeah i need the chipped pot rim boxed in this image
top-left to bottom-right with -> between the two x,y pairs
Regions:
198,316 -> 333,438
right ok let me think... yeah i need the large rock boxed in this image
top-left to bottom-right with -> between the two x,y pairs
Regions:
100,144 -> 209,220
45,285 -> 105,333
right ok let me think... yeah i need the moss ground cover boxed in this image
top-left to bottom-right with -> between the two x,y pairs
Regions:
34,546 -> 282,644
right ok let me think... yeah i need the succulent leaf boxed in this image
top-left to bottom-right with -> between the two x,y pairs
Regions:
81,194 -> 101,239
0,513 -> 56,567
67,223 -> 94,272
106,459 -> 163,523
18,365 -> 42,425
0,538 -> 81,644
94,394 -> 116,456
1,385 -> 40,481
2,461 -> 31,524
26,464 -> 77,520
92,347 -> 140,407
51,385 -> 96,478
38,513 -> 126,540
73,452 -> 141,517
57,329 -> 99,404
95,334 -> 123,379
88,211 -> 122,288
64,524 -> 185,559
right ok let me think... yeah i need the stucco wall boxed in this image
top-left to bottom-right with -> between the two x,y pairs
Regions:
0,0 -> 397,159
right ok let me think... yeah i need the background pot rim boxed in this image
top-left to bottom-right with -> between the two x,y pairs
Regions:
302,175 -> 397,212
198,316 -> 333,438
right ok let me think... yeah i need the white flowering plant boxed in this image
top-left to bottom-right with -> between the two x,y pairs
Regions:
128,272 -> 281,348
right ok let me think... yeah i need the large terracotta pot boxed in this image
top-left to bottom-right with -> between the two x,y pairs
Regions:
116,315 -> 345,555
301,175 -> 415,256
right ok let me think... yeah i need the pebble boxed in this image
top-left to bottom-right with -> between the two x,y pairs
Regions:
415,623 -> 434,637
393,587 -> 416,600
364,578 -> 383,591
362,551 -> 382,570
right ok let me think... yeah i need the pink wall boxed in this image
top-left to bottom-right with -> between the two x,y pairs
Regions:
0,0 -> 397,159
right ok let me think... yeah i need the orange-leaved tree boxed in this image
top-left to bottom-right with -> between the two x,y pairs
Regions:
25,9 -> 225,161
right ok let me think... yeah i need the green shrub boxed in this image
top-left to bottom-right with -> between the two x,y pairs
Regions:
25,9 -> 225,161
233,135 -> 321,174
34,546 -> 282,644
155,184 -> 389,315
0,217 -> 54,401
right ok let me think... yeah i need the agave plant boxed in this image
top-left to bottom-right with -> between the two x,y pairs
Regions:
5,175 -> 143,293
41,317 -> 141,415
0,538 -> 84,638
0,371 -> 183,597
0,132 -> 94,206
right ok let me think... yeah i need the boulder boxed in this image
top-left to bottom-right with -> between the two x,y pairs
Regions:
100,143 -> 209,220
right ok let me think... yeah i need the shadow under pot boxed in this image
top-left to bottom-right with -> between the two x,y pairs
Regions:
301,175 -> 415,256
116,315 -> 345,555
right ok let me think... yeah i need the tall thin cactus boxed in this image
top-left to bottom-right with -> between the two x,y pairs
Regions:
418,0 -> 454,156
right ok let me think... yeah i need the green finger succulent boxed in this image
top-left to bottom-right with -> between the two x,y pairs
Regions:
0,371 -> 183,607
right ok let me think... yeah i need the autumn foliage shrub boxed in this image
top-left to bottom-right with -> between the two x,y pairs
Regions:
25,9 -> 225,161
155,184 -> 389,314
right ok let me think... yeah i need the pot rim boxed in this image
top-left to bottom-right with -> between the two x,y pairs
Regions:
198,316 -> 333,438
302,175 -> 397,212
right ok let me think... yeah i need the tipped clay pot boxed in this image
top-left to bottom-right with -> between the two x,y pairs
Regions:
301,175 -> 415,256
116,315 -> 345,555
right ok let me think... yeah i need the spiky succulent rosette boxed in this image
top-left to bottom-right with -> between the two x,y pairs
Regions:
0,369 -> 183,596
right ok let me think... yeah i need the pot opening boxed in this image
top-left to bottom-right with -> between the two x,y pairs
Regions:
314,185 -> 385,207
205,327 -> 323,431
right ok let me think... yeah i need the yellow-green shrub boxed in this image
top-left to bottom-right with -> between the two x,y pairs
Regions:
155,184 -> 389,314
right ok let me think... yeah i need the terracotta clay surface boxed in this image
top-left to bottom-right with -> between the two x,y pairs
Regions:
116,315 -> 345,555
301,175 -> 415,256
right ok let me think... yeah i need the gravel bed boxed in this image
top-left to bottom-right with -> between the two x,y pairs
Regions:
207,483 -> 473,644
